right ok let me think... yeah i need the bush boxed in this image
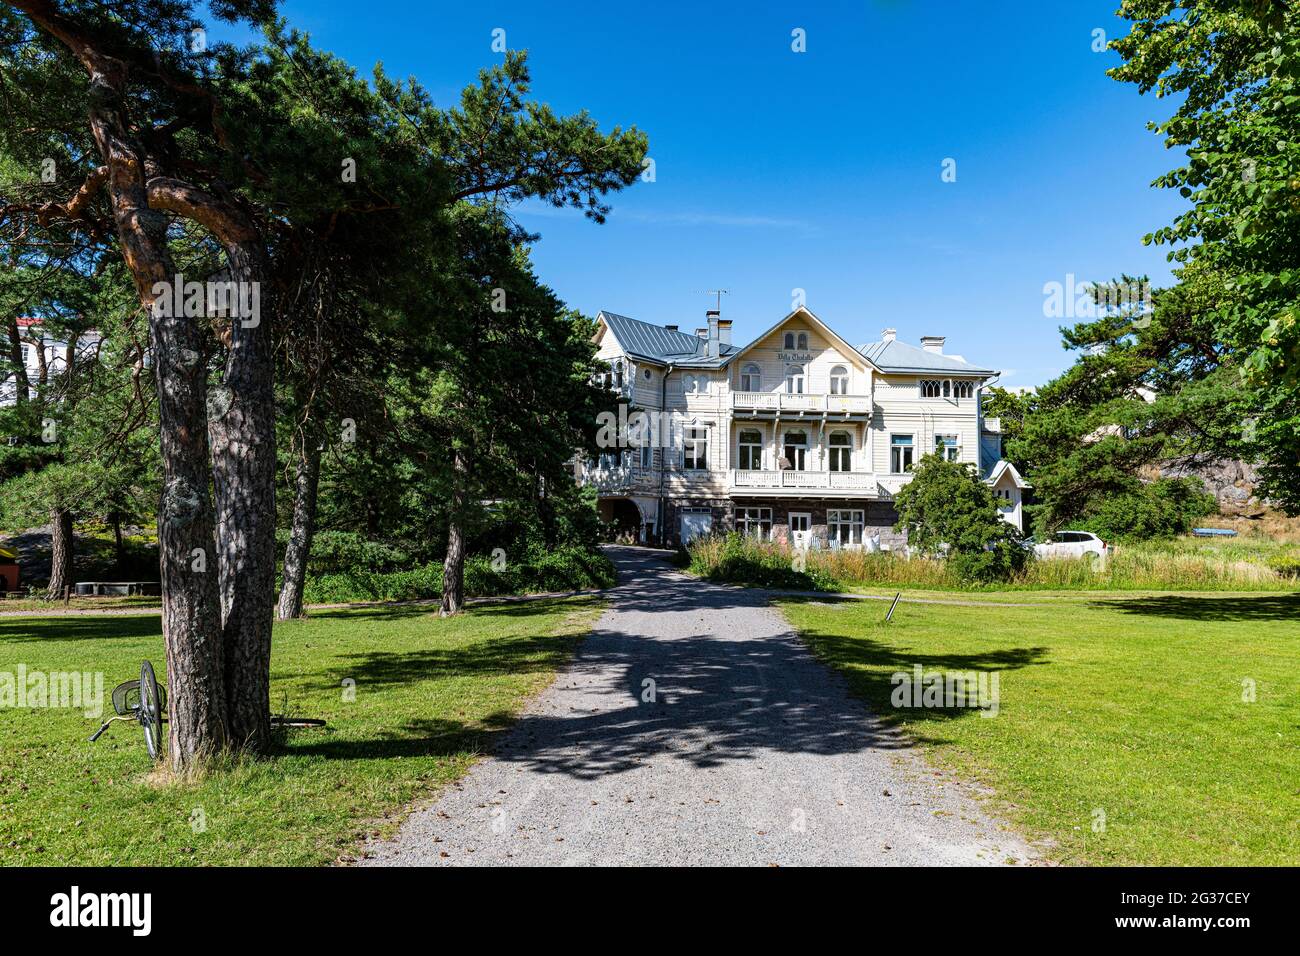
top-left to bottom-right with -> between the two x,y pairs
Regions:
1073,477 -> 1216,542
301,545 -> 615,604
1266,553 -> 1300,579
688,534 -> 838,591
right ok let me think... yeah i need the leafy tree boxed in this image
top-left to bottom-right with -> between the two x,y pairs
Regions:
1109,0 -> 1300,509
893,453 -> 1027,582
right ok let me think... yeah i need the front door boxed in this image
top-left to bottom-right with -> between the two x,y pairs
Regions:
789,512 -> 812,549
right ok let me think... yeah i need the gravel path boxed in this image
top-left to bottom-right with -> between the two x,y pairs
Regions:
361,546 -> 1033,867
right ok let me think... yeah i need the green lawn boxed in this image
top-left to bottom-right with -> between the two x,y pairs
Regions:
0,598 -> 601,865
779,591 -> 1300,866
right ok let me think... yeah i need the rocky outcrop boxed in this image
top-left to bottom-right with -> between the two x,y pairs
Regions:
1160,457 -> 1268,515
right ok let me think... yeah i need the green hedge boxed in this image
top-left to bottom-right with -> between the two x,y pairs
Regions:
302,547 -> 616,604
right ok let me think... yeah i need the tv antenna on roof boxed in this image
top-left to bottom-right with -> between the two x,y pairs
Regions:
699,289 -> 729,312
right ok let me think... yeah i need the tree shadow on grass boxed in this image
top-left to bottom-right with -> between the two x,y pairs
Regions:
0,614 -> 162,643
335,632 -> 579,688
286,712 -> 518,761
1088,593 -> 1300,622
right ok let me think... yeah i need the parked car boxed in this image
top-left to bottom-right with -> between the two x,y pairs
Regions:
1033,530 -> 1108,561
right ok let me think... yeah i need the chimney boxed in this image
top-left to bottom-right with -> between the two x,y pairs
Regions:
920,335 -> 945,354
706,309 -> 720,357
881,328 -> 897,342
717,319 -> 732,345
664,324 -> 678,332
695,327 -> 708,338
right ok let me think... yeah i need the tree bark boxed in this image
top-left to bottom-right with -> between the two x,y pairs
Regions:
4,315 -> 29,405
111,512 -> 124,576
46,507 -> 72,598
12,0 -> 232,768
440,447 -> 468,617
276,436 -> 321,620
208,240 -> 276,753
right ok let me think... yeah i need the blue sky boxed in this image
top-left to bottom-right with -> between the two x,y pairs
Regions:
222,1 -> 1187,386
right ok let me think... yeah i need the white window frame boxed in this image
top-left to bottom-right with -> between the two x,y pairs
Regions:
828,431 -> 852,472
736,506 -> 773,539
919,379 -> 942,398
828,509 -> 865,547
683,425 -> 709,471
829,365 -> 849,395
783,429 -> 809,471
890,434 -> 914,474
935,434 -> 960,462
737,429 -> 763,471
784,364 -> 805,394
639,443 -> 653,469
954,380 -> 974,399
740,363 -> 761,391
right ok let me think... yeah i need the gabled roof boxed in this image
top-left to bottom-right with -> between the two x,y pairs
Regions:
730,306 -> 878,372
857,337 -> 995,376
985,459 -> 1031,489
597,311 -> 739,368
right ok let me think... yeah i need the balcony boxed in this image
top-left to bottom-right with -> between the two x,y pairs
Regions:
731,469 -> 882,495
731,391 -> 871,416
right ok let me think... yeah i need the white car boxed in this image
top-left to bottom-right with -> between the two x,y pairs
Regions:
1033,530 -> 1108,561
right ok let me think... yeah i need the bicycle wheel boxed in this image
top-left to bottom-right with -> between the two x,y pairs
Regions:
139,659 -> 165,761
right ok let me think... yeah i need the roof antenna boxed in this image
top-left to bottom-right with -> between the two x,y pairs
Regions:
699,289 -> 729,313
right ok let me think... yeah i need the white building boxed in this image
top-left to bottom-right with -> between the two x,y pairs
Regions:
579,305 -> 1029,547
1,318 -> 101,406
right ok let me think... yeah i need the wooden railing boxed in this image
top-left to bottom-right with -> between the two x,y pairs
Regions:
731,391 -> 871,413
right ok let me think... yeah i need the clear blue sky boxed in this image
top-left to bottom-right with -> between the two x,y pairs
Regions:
222,0 -> 1187,387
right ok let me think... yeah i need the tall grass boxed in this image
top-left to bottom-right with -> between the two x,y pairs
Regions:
687,533 -> 1295,592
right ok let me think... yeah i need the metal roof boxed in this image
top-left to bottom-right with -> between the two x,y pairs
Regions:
599,311 -> 738,368
856,338 -> 995,376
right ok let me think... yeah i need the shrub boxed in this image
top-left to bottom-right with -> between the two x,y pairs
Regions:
300,545 -> 615,604
688,534 -> 837,591
894,454 -> 1028,582
1074,477 -> 1217,542
1266,553 -> 1300,579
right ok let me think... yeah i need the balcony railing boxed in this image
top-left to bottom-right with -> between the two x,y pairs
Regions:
731,391 -> 870,414
731,469 -> 878,490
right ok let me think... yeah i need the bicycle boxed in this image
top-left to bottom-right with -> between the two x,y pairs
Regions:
89,660 -> 325,760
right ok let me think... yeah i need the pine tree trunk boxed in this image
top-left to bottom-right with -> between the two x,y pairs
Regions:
210,243 -> 276,753
440,448 -> 468,617
18,0 -> 231,769
277,437 -> 321,621
111,513 -> 125,577
46,508 -> 72,599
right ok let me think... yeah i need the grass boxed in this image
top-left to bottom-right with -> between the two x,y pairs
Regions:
778,591 -> 1300,865
0,597 -> 602,866
687,532 -> 1299,592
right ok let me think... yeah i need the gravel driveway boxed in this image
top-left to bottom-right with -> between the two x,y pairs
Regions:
360,546 -> 1033,866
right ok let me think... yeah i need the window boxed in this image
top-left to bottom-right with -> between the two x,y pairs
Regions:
639,443 -> 653,469
797,332 -> 808,350
683,426 -> 708,470
685,374 -> 707,394
829,365 -> 849,395
736,507 -> 773,540
784,364 -> 805,394
935,434 -> 960,462
737,429 -> 763,471
740,363 -> 761,392
828,431 -> 852,471
920,379 -> 942,398
890,434 -> 914,473
942,379 -> 951,398
954,380 -> 974,399
828,509 -> 865,547
783,332 -> 795,349
783,430 -> 808,470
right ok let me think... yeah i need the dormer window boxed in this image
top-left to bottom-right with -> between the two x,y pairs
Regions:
783,332 -> 795,349
796,332 -> 808,350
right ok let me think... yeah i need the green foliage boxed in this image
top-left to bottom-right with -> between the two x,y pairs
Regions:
893,454 -> 1027,581
1266,552 -> 1300,578
1109,1 -> 1300,509
301,546 -> 615,604
687,533 -> 837,591
1071,477 -> 1216,542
